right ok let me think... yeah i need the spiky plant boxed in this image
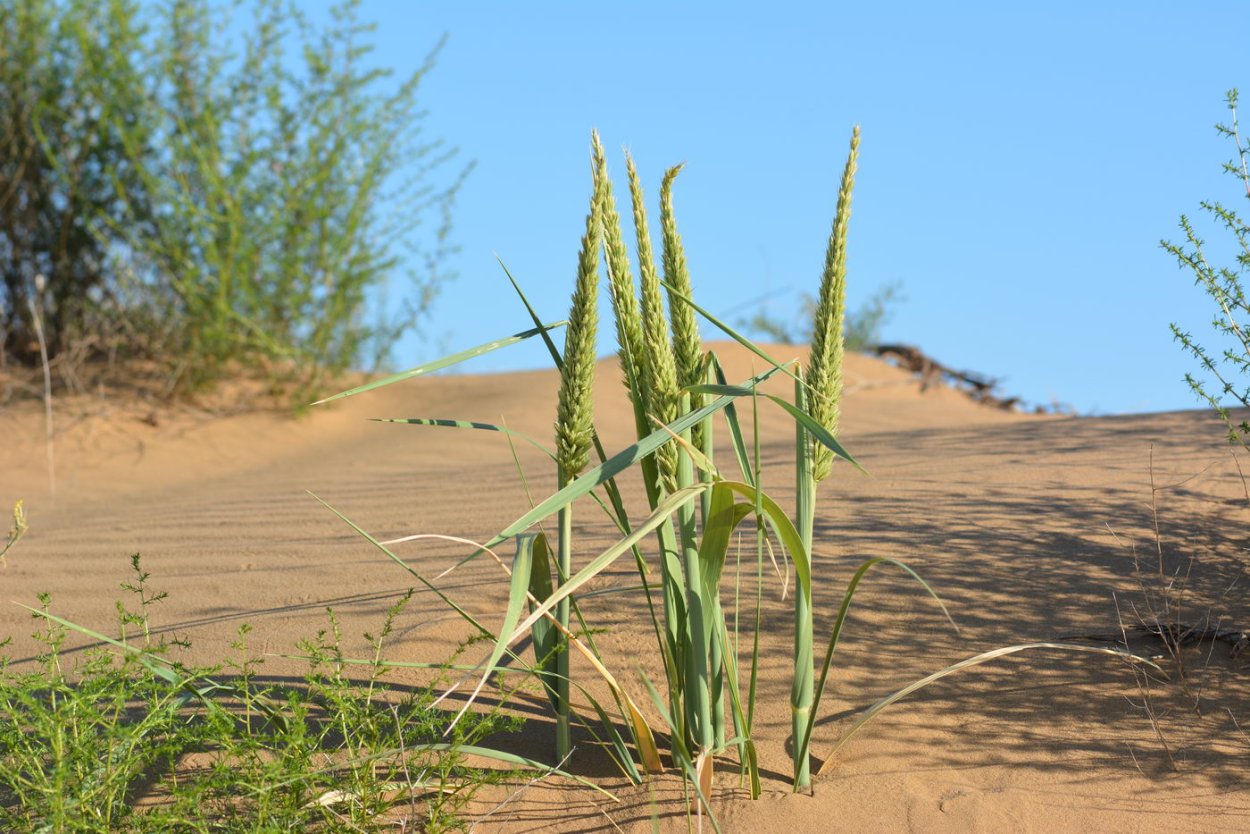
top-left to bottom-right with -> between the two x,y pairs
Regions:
593,136 -> 649,409
793,125 -> 859,789
661,165 -> 705,439
807,126 -> 860,484
627,154 -> 682,490
551,139 -> 604,760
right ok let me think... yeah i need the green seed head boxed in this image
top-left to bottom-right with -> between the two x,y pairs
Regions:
593,134 -> 649,411
660,164 -> 702,392
660,164 -> 706,449
555,137 -> 603,478
808,126 -> 860,483
627,153 -> 681,488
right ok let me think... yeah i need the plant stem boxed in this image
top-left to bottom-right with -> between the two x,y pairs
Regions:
677,396 -> 714,757
556,474 -> 573,761
792,367 -> 815,789
701,367 -> 726,748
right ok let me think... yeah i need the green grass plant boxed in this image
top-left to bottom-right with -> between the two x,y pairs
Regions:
314,130 -> 1161,826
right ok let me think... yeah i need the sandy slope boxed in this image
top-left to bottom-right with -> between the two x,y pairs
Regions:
1,342 -> 1248,832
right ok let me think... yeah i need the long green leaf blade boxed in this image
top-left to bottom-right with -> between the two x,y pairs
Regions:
505,485 -> 710,646
312,321 -> 567,405
373,417 -> 556,460
815,642 -> 1163,775
456,365 -> 786,565
687,385 -> 864,473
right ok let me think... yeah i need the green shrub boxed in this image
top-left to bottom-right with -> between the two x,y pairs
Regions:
0,0 -> 151,362
0,0 -> 465,401
1167,89 -> 1250,444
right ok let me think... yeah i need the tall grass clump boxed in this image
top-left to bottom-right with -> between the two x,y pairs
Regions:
315,129 -> 1158,824
1167,89 -> 1250,446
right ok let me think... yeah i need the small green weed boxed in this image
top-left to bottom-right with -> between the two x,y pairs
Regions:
0,556 -> 517,833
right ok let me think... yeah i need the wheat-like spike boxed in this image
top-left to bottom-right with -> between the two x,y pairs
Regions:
627,153 -> 681,488
593,135 -> 649,411
555,141 -> 603,478
808,126 -> 860,484
660,164 -> 701,391
660,164 -> 704,449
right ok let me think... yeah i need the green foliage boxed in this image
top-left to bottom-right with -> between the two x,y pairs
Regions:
0,0 -> 464,401
315,133 -> 1154,825
1167,89 -> 1250,444
0,0 -> 151,361
0,557 -> 514,832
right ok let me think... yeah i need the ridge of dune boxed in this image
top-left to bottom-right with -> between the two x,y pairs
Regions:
0,341 -> 1031,507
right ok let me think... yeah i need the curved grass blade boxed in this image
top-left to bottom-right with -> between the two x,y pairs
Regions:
518,533 -> 560,713
311,492 -> 494,639
707,353 -> 755,488
312,321 -> 567,405
662,281 -> 803,389
450,532 -> 546,730
697,485 -> 755,598
815,642 -> 1164,777
17,605 -> 288,730
373,418 -> 556,460
451,365 -> 786,569
415,744 -> 620,800
714,480 -> 811,598
799,556 -> 956,776
503,484 -> 709,654
688,384 -> 864,474
499,257 -> 566,369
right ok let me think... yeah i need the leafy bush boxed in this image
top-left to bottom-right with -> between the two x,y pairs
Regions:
0,0 -> 151,362
1167,89 -> 1250,443
0,0 -> 465,400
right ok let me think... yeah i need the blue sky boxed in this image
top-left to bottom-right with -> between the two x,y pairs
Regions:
313,2 -> 1246,415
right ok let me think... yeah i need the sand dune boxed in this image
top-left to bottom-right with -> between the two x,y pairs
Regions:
2,342 -> 1247,832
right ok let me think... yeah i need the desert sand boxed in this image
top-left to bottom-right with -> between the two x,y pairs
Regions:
1,342 -> 1248,833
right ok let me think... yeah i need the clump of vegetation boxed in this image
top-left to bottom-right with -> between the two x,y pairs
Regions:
1167,89 -> 1250,444
317,130 -> 1152,825
0,554 -> 523,833
0,0 -> 465,402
